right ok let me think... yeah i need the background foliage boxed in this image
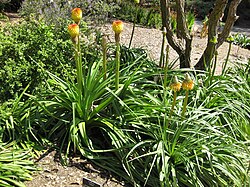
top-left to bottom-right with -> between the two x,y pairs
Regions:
20,0 -> 119,25
0,19 -> 101,102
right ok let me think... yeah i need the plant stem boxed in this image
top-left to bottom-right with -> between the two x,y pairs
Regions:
181,91 -> 189,117
102,35 -> 107,80
75,35 -> 83,94
169,91 -> 177,121
164,90 -> 177,155
222,42 -> 232,75
210,50 -> 218,85
159,28 -> 166,67
129,4 -> 139,48
72,102 -> 76,154
115,42 -> 121,90
165,91 -> 177,132
129,19 -> 136,49
163,45 -> 170,90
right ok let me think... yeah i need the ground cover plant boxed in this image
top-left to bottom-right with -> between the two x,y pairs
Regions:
0,2 -> 250,187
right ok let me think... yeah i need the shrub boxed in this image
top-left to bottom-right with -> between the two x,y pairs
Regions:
0,0 -> 10,12
0,19 -> 100,103
186,0 -> 215,19
0,20 -> 71,102
113,1 -> 162,28
20,0 -> 119,26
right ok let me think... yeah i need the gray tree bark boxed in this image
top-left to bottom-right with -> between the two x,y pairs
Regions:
194,0 -> 242,70
160,0 -> 192,68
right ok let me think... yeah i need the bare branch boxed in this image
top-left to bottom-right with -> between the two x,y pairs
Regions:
207,0 -> 228,43
160,0 -> 184,53
176,0 -> 191,41
217,0 -> 242,47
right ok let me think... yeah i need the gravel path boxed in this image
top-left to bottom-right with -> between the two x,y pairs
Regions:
98,21 -> 250,74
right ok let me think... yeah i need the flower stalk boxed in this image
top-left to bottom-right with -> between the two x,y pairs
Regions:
210,50 -> 218,83
115,42 -> 121,90
222,36 -> 234,75
181,90 -> 189,117
181,73 -> 194,117
102,35 -> 107,80
163,45 -> 170,90
163,76 -> 181,151
76,33 -> 83,94
68,8 -> 83,94
129,19 -> 136,49
112,20 -> 124,90
159,27 -> 167,67
129,0 -> 140,48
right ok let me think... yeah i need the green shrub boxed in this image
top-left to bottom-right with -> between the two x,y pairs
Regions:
0,20 -> 71,102
0,0 -> 10,12
0,19 -> 100,103
186,0 -> 215,19
113,1 -> 162,28
20,0 -> 119,26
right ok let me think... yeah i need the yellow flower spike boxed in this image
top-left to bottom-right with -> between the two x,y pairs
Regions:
134,0 -> 140,4
68,24 -> 79,43
170,76 -> 182,92
182,73 -> 194,91
71,8 -> 82,24
112,20 -> 124,35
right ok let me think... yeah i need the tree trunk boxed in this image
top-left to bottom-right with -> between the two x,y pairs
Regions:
160,0 -> 192,68
195,0 -> 242,70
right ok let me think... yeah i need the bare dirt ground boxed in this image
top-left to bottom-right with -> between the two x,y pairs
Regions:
24,150 -> 125,187
1,13 -> 250,187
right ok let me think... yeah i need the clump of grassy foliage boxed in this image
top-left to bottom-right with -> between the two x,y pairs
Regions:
232,33 -> 250,50
19,18 -> 249,186
0,142 -> 37,187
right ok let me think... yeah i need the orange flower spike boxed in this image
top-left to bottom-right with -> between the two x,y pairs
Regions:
68,24 -> 79,43
71,8 -> 82,24
68,24 -> 79,38
182,73 -> 194,91
170,76 -> 182,92
112,20 -> 124,34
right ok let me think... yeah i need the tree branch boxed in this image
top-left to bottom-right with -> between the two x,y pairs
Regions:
217,0 -> 242,47
160,0 -> 184,53
176,0 -> 191,41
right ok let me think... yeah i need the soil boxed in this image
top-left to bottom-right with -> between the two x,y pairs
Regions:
24,150 -> 125,187
1,13 -> 250,187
